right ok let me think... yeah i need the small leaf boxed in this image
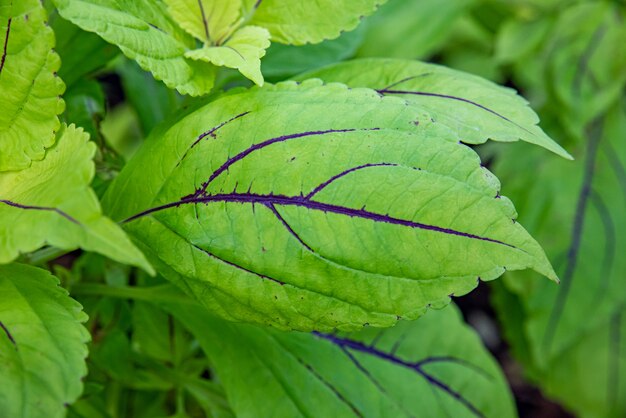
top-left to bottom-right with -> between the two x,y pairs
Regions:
164,0 -> 242,45
186,26 -> 270,86
297,58 -> 572,159
165,301 -> 517,418
0,0 -> 65,171
250,0 -> 385,45
0,124 -> 153,273
0,263 -> 89,417
104,80 -> 556,331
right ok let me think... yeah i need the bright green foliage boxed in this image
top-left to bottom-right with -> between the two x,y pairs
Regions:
186,25 -> 270,86
250,0 -> 384,45
357,0 -> 474,59
104,80 -> 556,331
52,0 -> 385,93
165,0 -> 270,86
0,124 -> 152,272
0,263 -> 89,418
299,59 -> 571,159
166,301 -> 516,418
52,0 -> 216,96
0,0 -> 65,171
491,101 -> 626,418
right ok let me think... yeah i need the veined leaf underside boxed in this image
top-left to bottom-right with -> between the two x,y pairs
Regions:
312,332 -> 492,417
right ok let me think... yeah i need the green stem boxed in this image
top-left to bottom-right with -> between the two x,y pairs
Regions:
71,283 -> 189,304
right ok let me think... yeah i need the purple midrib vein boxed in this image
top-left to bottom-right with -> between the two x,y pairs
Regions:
124,192 -> 515,249
0,18 -> 12,77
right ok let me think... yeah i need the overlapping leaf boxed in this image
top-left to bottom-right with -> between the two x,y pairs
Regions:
491,101 -> 626,417
298,59 -> 571,159
0,124 -> 152,272
52,0 -> 216,96
0,0 -> 65,171
0,263 -> 89,418
165,301 -> 516,418
104,80 -> 556,331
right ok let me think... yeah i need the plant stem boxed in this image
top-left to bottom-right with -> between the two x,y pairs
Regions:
71,283 -> 189,304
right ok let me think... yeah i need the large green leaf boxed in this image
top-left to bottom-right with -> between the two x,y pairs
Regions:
491,101 -> 626,417
52,0 -> 217,96
0,124 -> 152,272
0,263 -> 89,417
165,301 -> 516,418
249,0 -> 385,45
104,80 -> 556,331
297,58 -> 571,159
0,0 -> 65,171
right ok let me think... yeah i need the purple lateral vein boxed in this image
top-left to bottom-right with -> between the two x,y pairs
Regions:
197,0 -> 210,42
0,321 -> 16,347
190,242 -> 285,285
339,345 -> 417,418
314,333 -> 485,418
0,18 -> 12,76
254,0 -> 263,8
378,89 -> 534,135
543,119 -> 603,351
295,357 -> 364,417
0,199 -> 80,224
193,128 -> 378,197
177,112 -> 251,167
193,112 -> 251,149
381,73 -> 433,90
306,163 -> 398,199
415,356 -> 493,381
264,203 -> 314,252
124,192 -> 515,248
